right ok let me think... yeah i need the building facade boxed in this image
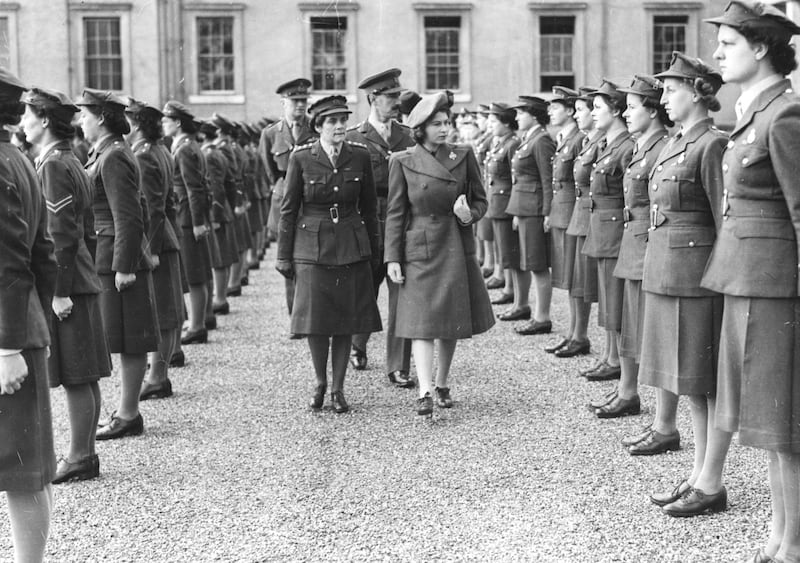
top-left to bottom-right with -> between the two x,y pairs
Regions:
2,0 -> 797,125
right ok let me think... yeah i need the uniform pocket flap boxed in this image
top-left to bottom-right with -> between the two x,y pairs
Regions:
344,172 -> 362,183
404,229 -> 429,261
630,220 -> 650,236
739,146 -> 769,168
734,217 -> 795,240
297,216 -> 322,232
668,227 -> 715,248
597,208 -> 623,223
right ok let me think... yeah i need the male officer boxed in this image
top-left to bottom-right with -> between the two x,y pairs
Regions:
346,68 -> 415,388
258,79 -> 317,328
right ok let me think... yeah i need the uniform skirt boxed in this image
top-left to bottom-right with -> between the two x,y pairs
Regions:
152,250 -> 183,331
518,216 -> 550,273
48,294 -> 111,387
98,271 -> 161,354
619,279 -> 645,362
291,262 -> 382,336
639,291 -> 722,396
0,348 -> 56,491
248,203 -> 264,235
477,215 -> 494,241
180,227 -> 212,285
597,258 -> 624,331
261,198 -> 271,228
716,296 -> 800,452
492,218 -> 520,269
234,213 -> 253,254
211,222 -> 238,269
550,227 -> 575,290
570,236 -> 598,302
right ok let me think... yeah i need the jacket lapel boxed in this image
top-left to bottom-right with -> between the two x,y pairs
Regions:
336,142 -> 353,169
731,79 -> 791,138
406,144 -> 455,182
310,141 -> 333,170
629,129 -> 667,167
654,119 -> 711,167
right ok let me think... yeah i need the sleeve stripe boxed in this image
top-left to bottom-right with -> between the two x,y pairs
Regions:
46,195 -> 74,214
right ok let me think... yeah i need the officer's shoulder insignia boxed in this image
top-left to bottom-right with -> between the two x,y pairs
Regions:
293,142 -> 313,152
347,140 -> 367,149
347,121 -> 363,132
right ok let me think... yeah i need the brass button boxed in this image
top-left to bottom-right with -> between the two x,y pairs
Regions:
624,187 -> 628,193
333,186 -> 339,192
333,203 -> 339,207
727,140 -> 734,149
611,216 -> 617,221
657,165 -> 663,171
652,184 -> 658,191
742,157 -> 749,165
688,241 -> 695,247
333,168 -> 338,174
723,163 -> 729,172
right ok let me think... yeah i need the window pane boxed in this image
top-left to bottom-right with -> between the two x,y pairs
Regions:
424,16 -> 461,91
653,15 -> 688,73
311,17 -> 347,91
84,18 -> 122,90
0,18 -> 10,70
539,16 -> 575,92
197,16 -> 235,92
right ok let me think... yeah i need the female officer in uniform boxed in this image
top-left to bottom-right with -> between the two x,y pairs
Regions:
703,4 -> 800,560
0,69 -> 57,562
385,92 -> 495,416
504,96 -> 556,330
556,88 -> 600,359
277,96 -> 382,414
591,76 -> 670,418
21,87 -> 111,482
541,87 -> 583,350
640,53 -> 730,517
484,104 -> 521,306
78,89 -> 160,440
125,99 -> 183,400
581,81 -> 634,381
162,102 -> 212,345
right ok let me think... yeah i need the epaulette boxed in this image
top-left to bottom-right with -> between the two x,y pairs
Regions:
293,142 -> 314,152
346,122 -> 363,132
347,140 -> 367,149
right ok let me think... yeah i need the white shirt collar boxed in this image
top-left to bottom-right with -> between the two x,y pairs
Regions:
35,140 -> 62,166
319,139 -> 342,160
368,115 -> 391,136
735,74 -> 783,120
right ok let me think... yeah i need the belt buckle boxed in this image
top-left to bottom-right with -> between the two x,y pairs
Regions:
330,207 -> 339,224
722,191 -> 730,218
649,203 -> 658,231
589,198 -> 595,212
623,207 -> 631,223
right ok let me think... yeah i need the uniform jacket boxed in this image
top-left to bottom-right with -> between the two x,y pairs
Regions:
582,130 -> 634,258
278,140 -> 380,266
171,134 -> 209,230
216,139 -> 245,211
201,142 -> 234,224
642,118 -> 727,297
345,119 -> 415,198
258,117 -> 317,185
484,134 -> 520,220
0,134 -> 56,349
132,138 -> 180,257
550,124 -> 584,229
566,132 -> 603,237
87,134 -> 150,274
37,140 -> 101,296
239,144 -> 258,205
506,126 -> 556,217
703,79 -> 800,298
613,129 -> 668,280
474,130 -> 493,169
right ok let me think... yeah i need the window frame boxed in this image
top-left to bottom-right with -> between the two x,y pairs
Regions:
529,3 -> 586,97
0,3 -> 19,75
184,3 -> 245,105
310,16 -> 349,93
423,15 -> 462,92
68,3 -> 132,96
83,16 -> 124,92
539,15 -> 576,92
651,14 -> 689,74
643,2 -> 703,76
414,3 -> 473,103
299,2 -> 360,101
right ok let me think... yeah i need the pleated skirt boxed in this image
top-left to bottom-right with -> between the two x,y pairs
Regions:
569,235 -> 598,302
639,291 -> 722,396
151,250 -> 183,330
0,348 -> 56,491
518,216 -> 550,273
716,295 -> 800,452
597,258 -> 624,331
550,227 -> 576,290
98,271 -> 161,354
493,218 -> 520,269
291,262 -> 382,336
48,293 -> 111,387
619,279 -> 645,362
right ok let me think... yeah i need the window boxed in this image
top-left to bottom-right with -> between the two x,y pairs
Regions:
652,15 -> 688,73
0,17 -> 10,70
197,17 -> 235,92
311,17 -> 347,92
84,17 -> 122,90
424,16 -> 460,90
540,16 -> 575,92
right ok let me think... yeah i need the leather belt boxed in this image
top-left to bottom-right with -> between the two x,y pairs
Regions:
724,195 -> 790,219
623,206 -> 649,223
650,206 -> 713,230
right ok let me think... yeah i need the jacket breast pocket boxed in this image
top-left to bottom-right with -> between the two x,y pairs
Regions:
736,145 -> 770,169
352,219 -> 372,258
344,172 -> 362,197
293,216 -> 321,262
303,173 -> 327,200
591,167 -> 612,195
666,226 -> 715,289
404,229 -> 429,262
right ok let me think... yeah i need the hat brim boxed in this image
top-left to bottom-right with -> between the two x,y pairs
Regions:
653,70 -> 694,81
616,86 -> 659,98
376,86 -> 406,95
703,14 -> 738,28
285,93 -> 310,100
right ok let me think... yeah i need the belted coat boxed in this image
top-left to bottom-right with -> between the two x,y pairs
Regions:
506,127 -> 556,217
550,124 -> 584,229
484,134 -> 520,220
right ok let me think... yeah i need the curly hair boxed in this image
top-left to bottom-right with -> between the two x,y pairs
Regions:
692,77 -> 722,112
736,25 -> 798,77
128,111 -> 162,143
29,105 -> 75,140
494,109 -> 518,131
83,105 -> 131,135
412,107 -> 452,145
641,96 -> 675,128
594,94 -> 626,121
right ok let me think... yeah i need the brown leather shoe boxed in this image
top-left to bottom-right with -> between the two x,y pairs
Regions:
544,337 -> 570,353
650,479 -> 690,507
309,385 -> 326,410
628,429 -> 680,456
587,388 -> 618,411
435,387 -> 453,408
331,390 -> 349,413
388,371 -> 414,388
53,454 -> 99,484
662,486 -> 727,517
491,292 -> 514,305
621,424 -> 652,447
515,320 -> 553,335
96,412 -> 144,441
596,395 -> 641,418
349,347 -> 367,370
139,379 -> 173,401
498,306 -> 531,321
585,362 -> 621,381
555,339 -> 591,358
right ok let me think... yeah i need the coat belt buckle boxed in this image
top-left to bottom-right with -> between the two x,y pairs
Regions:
623,207 -> 632,223
330,207 -> 339,224
649,203 -> 658,231
722,190 -> 730,218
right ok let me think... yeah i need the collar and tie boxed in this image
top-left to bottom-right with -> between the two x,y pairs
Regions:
291,121 -> 301,141
328,145 -> 340,165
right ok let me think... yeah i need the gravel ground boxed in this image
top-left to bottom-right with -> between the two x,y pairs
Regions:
0,246 -> 772,562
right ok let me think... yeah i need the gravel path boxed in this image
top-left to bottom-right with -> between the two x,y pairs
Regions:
0,247 -> 770,562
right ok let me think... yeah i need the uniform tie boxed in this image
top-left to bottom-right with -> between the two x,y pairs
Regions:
329,146 -> 339,165
291,121 -> 301,142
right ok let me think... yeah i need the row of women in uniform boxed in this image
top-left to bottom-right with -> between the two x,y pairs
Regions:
0,70 -> 280,561
274,2 -> 800,561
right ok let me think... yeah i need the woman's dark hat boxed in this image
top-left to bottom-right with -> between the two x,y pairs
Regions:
404,91 -> 449,129
654,52 -> 723,94
617,75 -> 663,102
125,97 -> 163,120
307,95 -> 351,128
211,112 -> 237,135
551,86 -> 579,106
23,87 -> 78,115
0,67 -> 25,98
512,96 -> 549,113
162,100 -> 195,121
75,88 -> 126,112
398,90 -> 422,115
705,1 -> 800,42
588,79 -> 626,105
276,78 -> 312,99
